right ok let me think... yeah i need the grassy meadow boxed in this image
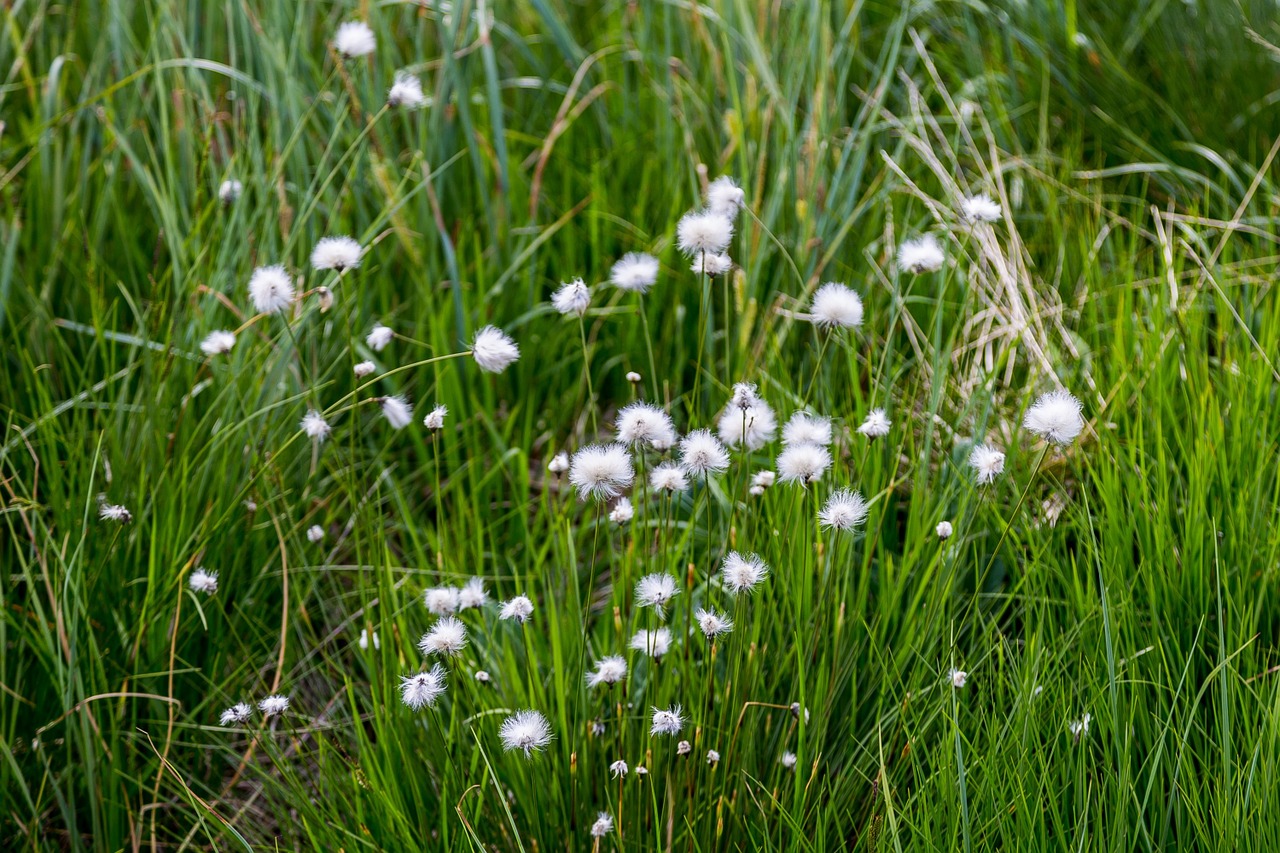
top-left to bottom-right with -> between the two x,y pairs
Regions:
4,0 -> 1280,849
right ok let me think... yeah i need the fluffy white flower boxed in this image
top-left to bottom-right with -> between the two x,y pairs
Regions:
635,766 -> 648,777
960,193 -> 1001,224
311,236 -> 362,272
691,252 -> 732,276
548,451 -> 570,474
334,20 -> 376,57
1023,388 -> 1084,445
366,322 -> 393,351
458,577 -> 488,610
609,497 -> 634,525
968,443 -> 1006,484
188,568 -> 218,594
418,616 -> 468,656
818,488 -> 869,531
650,705 -> 684,736
626,370 -> 642,383
635,573 -> 679,617
499,709 -> 553,756
218,179 -> 242,205
551,278 -> 591,316
677,740 -> 692,755
591,812 -> 614,838
316,286 -> 334,312
609,759 -> 629,778
706,749 -> 720,765
751,470 -> 776,491
717,386 -> 777,450
471,325 -> 520,373
475,670 -> 491,683
387,71 -> 427,109
809,282 -> 864,329
200,330 -> 236,356
705,175 -> 746,218
695,607 -> 733,638
248,265 -> 294,314
783,412 -> 832,447
776,443 -> 831,485
679,429 -> 730,476
721,551 -> 768,594
936,520 -> 954,540
99,502 -> 132,523
897,234 -> 945,274
1069,713 -> 1092,740
857,408 -> 891,438
615,402 -> 677,448
499,595 -> 535,623
650,463 -> 689,493
301,410 -> 331,442
358,628 -> 380,650
424,587 -> 461,615
423,404 -> 447,430
219,703 -> 252,726
676,209 -> 733,257
381,396 -> 412,430
569,443 -> 634,500
781,751 -> 797,769
610,252 -> 659,293
258,694 -> 290,718
587,655 -> 628,688
306,525 -> 324,543
949,668 -> 968,689
400,664 -> 447,710
353,360 -> 376,378
629,627 -> 672,658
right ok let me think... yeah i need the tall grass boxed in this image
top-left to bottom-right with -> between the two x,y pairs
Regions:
3,1 -> 1280,850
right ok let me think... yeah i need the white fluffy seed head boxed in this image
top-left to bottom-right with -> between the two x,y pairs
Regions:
587,655 -> 628,688
650,462 -> 689,493
258,694 -> 290,717
629,627 -> 672,658
615,402 -> 677,448
677,740 -> 692,755
695,607 -> 734,638
949,668 -> 968,689
471,325 -> 520,373
306,525 -> 324,543
610,252 -> 659,293
679,429 -> 730,476
424,586 -> 460,615
635,573 -> 679,617
776,443 -> 831,485
188,568 -> 218,594
358,628 -> 379,650
366,322 -> 393,351
650,705 -> 684,736
810,282 -> 864,329
381,395 -> 412,430
781,751 -> 798,769
783,412 -> 832,447
423,404 -> 447,430
691,252 -> 732,276
499,595 -> 535,623
1069,713 -> 1092,739
961,193 -> 1002,224
936,520 -> 954,540
200,330 -> 236,356
751,470 -> 776,489
311,236 -> 362,272
968,443 -> 1006,484
218,179 -> 242,205
548,451 -> 569,475
334,20 -> 376,57
705,175 -> 746,219
400,664 -> 447,710
609,497 -> 634,525
706,749 -> 720,765
458,577 -> 488,610
387,71 -> 427,109
1023,388 -> 1084,445
569,443 -> 634,500
818,488 -> 869,531
676,209 -> 734,257
717,387 -> 777,450
499,709 -> 553,756
418,616 -> 468,656
248,265 -> 295,314
897,234 -> 946,274
721,551 -> 768,594
591,813 -> 614,838
301,410 -> 331,442
609,759 -> 629,777
219,703 -> 253,726
353,360 -> 376,378
551,278 -> 591,316
857,408 -> 891,438
99,502 -> 132,523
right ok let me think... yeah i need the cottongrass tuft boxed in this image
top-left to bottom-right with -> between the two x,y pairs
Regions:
1023,388 -> 1084,445
311,236 -> 362,272
695,607 -> 734,638
301,410 -> 331,442
353,360 -> 376,378
306,525 -> 324,543
679,429 -> 730,476
474,670 -> 490,683
690,252 -> 732,276
258,694 -> 290,718
676,209 -> 733,256
499,595 -> 535,623
783,412 -> 832,447
809,282 -> 864,329
677,740 -> 692,755
650,462 -> 689,493
776,443 -> 831,485
218,179 -> 242,205
615,402 -> 677,448
471,325 -> 520,373
590,812 -> 615,838
936,520 -> 954,540
609,759 -> 629,778
818,489 -> 869,531
551,278 -> 591,316
718,384 -> 777,450
706,175 -> 746,218
423,405 -> 447,430
721,551 -> 768,594
706,749 -> 720,765
366,322 -> 393,351
548,451 -> 569,475
857,408 -> 891,438
749,469 -> 776,496
424,586 -> 461,616
380,396 -> 413,430
248,265 -> 294,314
587,655 -> 628,688
1069,713 -> 1092,742
609,497 -> 634,525
387,72 -> 427,109
781,751 -> 798,770
188,568 -> 218,594
569,443 -> 634,500
219,703 -> 253,726
100,502 -> 132,523
418,616 -> 468,656
609,252 -> 659,293
358,628 -> 380,650
650,705 -> 684,736
399,664 -> 447,711
334,20 -> 376,57
960,193 -> 1002,224
200,330 -> 236,356
635,573 -> 679,617
499,709 -> 553,757
968,443 -> 1006,484
629,627 -> 672,659
949,668 -> 968,689
897,234 -> 945,274
458,577 -> 488,610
